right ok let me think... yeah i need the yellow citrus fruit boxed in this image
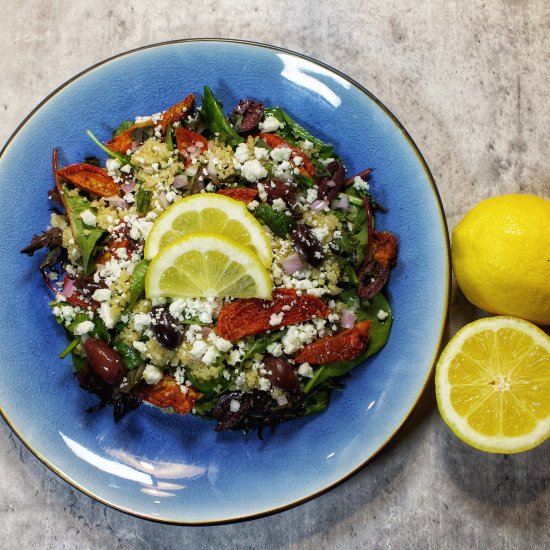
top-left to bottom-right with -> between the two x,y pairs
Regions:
145,232 -> 272,300
144,193 -> 272,267
435,316 -> 550,453
452,194 -> 550,325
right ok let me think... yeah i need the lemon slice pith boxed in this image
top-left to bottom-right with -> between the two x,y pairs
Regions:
144,193 -> 272,267
145,232 -> 272,300
435,316 -> 550,453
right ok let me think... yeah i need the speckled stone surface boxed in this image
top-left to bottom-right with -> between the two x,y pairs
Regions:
1,1 -> 550,548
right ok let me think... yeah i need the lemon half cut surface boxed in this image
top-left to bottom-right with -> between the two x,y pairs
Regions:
144,193 -> 272,267
436,316 -> 550,453
145,232 -> 272,300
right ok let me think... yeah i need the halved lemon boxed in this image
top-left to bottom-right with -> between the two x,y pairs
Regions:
145,232 -> 272,300
144,193 -> 272,267
436,316 -> 550,453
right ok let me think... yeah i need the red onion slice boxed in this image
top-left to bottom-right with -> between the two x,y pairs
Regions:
331,194 -> 349,210
158,191 -> 170,209
173,175 -> 188,189
121,180 -> 136,193
310,199 -> 329,211
340,309 -> 357,329
61,277 -> 75,298
282,253 -> 304,274
105,196 -> 129,209
276,395 -> 289,406
201,326 -> 213,339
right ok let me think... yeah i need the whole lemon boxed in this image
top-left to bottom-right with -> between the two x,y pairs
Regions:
452,194 -> 550,325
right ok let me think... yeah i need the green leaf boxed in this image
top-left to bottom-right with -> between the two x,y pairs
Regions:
113,340 -> 144,370
62,188 -> 106,275
86,129 -> 130,165
303,293 -> 393,393
120,364 -> 146,393
112,120 -> 134,138
165,124 -> 174,151
241,332 -> 282,364
84,156 -> 101,167
59,336 -> 79,359
200,86 -> 243,148
135,185 -> 152,215
92,316 -> 110,342
253,203 -> 295,238
125,259 -> 149,312
264,107 -> 335,158
72,353 -> 87,372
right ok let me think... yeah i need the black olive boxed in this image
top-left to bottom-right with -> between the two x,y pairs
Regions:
151,305 -> 183,349
264,356 -> 300,392
290,224 -> 324,267
263,178 -> 298,207
83,338 -> 126,384
231,99 -> 264,133
317,160 -> 346,201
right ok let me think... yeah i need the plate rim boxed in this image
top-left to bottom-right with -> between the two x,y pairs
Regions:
0,37 -> 451,525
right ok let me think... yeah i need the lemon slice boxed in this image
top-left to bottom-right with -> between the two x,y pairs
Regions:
435,316 -> 550,453
145,232 -> 272,300
144,193 -> 272,267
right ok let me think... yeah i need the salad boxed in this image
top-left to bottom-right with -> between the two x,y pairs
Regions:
21,87 -> 398,433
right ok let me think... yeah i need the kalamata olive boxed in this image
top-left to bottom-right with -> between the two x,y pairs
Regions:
357,259 -> 390,299
317,160 -> 346,201
212,390 -> 273,431
264,356 -> 300,392
232,99 -> 264,133
290,224 -> 324,267
83,337 -> 126,384
151,306 -> 183,349
263,178 -> 297,206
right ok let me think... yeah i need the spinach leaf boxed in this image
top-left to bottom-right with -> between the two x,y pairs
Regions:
120,364 -> 146,393
125,259 -> 149,312
165,124 -> 174,151
72,353 -> 87,372
62,189 -> 106,275
92,316 -> 111,342
112,120 -> 134,138
84,156 -> 101,167
186,357 -> 231,395
131,125 -> 154,143
303,293 -> 393,393
241,332 -> 282,364
264,107 -> 335,159
200,86 -> 243,148
254,204 -> 295,238
273,384 -> 334,422
114,340 -> 143,370
86,129 -> 130,165
135,185 -> 152,215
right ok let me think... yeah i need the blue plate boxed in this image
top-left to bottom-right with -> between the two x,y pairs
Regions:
0,40 -> 450,524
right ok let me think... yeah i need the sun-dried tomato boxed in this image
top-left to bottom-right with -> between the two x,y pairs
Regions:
174,127 -> 208,166
139,375 -> 202,415
58,164 -> 121,197
372,231 -> 398,269
62,274 -> 98,310
357,231 -> 398,300
106,121 -> 154,154
258,133 -> 315,177
216,187 -> 258,204
217,288 -> 330,341
160,93 -> 196,133
294,320 -> 371,364
97,237 -> 132,265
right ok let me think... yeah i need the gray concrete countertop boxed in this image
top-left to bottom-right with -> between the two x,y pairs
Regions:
1,1 -> 549,548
